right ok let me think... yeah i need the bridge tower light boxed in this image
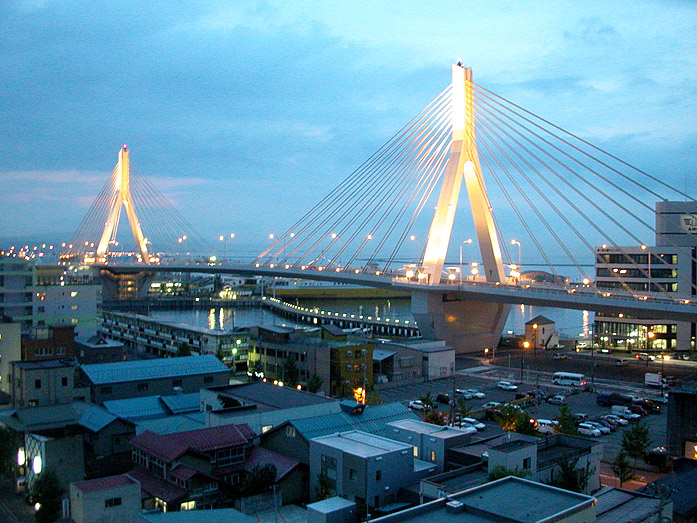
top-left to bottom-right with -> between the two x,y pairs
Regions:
96,146 -> 150,263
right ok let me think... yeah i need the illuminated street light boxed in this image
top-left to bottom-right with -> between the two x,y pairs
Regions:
511,239 -> 522,268
460,238 -> 472,284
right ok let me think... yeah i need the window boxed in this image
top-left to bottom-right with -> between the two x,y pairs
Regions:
285,426 -> 297,438
523,457 -> 531,469
430,450 -> 436,462
105,497 -> 122,508
70,291 -> 79,297
137,382 -> 149,391
376,470 -> 382,481
413,446 -> 419,458
34,379 -> 41,389
71,305 -> 78,310
61,377 -> 68,387
349,468 -> 357,480
204,376 -> 213,383
180,500 -> 196,511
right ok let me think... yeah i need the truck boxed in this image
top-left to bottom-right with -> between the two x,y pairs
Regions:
645,373 -> 663,388
611,405 -> 641,419
596,392 -> 633,407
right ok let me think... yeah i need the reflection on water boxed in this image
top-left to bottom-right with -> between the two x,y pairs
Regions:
152,298 -> 589,338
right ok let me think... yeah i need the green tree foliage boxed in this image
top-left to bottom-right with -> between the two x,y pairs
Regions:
283,356 -> 299,387
176,342 -> 191,357
488,465 -> 530,482
307,373 -> 324,393
32,469 -> 65,523
555,404 -> 579,436
240,464 -> 276,496
423,410 -> 446,426
514,412 -> 538,436
366,389 -> 383,406
611,450 -> 634,488
419,391 -> 435,410
495,404 -> 522,432
547,453 -> 594,493
621,421 -> 651,473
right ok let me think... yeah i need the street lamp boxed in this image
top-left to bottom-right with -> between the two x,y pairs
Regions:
511,239 -> 521,269
521,340 -> 530,382
460,238 -> 473,284
641,244 -> 652,292
410,235 -> 422,263
532,324 -> 539,393
219,233 -> 234,261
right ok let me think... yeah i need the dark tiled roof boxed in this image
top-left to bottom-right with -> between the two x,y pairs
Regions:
127,467 -> 187,503
169,464 -> 199,481
526,315 -> 555,325
244,447 -> 299,481
130,424 -> 256,463
223,382 -> 336,409
72,474 -> 138,493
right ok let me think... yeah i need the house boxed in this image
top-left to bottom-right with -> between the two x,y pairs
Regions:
524,315 -> 559,350
309,430 -> 436,508
80,354 -> 230,404
75,334 -> 126,364
385,419 -> 474,473
261,402 -> 419,466
71,474 -> 142,523
9,358 -> 88,407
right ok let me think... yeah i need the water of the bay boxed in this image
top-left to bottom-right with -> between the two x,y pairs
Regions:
150,297 -> 591,339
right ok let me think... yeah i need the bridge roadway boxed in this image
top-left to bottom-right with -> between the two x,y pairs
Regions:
99,263 -> 697,322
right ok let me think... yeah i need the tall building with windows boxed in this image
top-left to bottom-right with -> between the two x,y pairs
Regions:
594,201 -> 697,353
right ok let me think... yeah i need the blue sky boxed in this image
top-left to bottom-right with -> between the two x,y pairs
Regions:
1,1 -> 696,262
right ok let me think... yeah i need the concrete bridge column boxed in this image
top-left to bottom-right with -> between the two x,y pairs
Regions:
411,290 -> 510,353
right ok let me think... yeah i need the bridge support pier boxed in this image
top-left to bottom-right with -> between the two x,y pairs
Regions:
411,291 -> 510,353
99,269 -> 155,301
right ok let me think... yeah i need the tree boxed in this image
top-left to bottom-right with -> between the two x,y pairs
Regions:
514,412 -> 538,436
423,410 -> 446,426
240,464 -> 276,496
622,421 -> 651,473
366,389 -> 383,406
419,391 -> 435,410
555,404 -> 579,435
307,373 -> 324,393
495,404 -> 522,432
488,465 -> 530,482
32,469 -> 65,523
547,453 -> 594,493
611,450 -> 634,488
282,356 -> 299,387
176,342 -> 191,357
215,346 -> 229,363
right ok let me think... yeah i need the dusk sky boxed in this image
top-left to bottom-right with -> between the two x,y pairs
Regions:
2,1 -> 696,262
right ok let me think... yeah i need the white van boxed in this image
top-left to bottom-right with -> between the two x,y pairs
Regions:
536,419 -> 558,434
577,423 -> 601,437
611,405 -> 641,420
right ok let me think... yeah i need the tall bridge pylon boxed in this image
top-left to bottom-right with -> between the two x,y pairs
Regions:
62,145 -> 211,264
96,145 -> 150,262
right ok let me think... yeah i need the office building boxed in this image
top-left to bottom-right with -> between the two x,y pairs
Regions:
594,201 -> 697,353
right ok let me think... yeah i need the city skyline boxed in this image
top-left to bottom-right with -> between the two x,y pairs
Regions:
2,1 -> 696,260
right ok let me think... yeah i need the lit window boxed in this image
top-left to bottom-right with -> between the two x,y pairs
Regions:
70,291 -> 78,297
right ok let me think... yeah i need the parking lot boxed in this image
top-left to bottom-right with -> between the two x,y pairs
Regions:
379,363 -> 667,465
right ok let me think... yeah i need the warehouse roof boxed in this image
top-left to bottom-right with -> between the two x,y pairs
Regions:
81,355 -> 228,385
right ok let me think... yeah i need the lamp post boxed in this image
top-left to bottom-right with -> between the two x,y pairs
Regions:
460,238 -> 473,285
511,239 -> 522,268
521,340 -> 530,383
410,235 -> 422,263
532,324 -> 539,393
219,233 -> 234,261
647,330 -> 655,367
641,244 -> 652,293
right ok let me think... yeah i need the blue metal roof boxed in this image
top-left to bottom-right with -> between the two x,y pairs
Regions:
81,354 -> 228,385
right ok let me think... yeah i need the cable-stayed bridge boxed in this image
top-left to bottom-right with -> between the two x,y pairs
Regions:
69,63 -> 697,351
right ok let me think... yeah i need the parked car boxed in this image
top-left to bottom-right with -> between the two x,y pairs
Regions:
593,418 -> 616,432
436,393 -> 451,404
452,423 -> 478,434
645,446 -> 670,471
577,423 -> 602,437
633,399 -> 661,414
602,414 -> 628,426
615,358 -> 630,366
628,404 -> 649,416
408,400 -> 427,410
515,392 -> 536,406
611,405 -> 641,420
553,353 -> 568,360
585,421 -> 610,435
497,381 -> 518,391
456,388 -> 473,399
536,418 -> 559,434
635,352 -> 656,361
548,395 -> 567,405
459,417 -> 486,431
573,413 -> 589,422
482,401 -> 502,410
466,389 -> 486,399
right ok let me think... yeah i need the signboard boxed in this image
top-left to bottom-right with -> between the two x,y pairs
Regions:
680,214 -> 697,233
